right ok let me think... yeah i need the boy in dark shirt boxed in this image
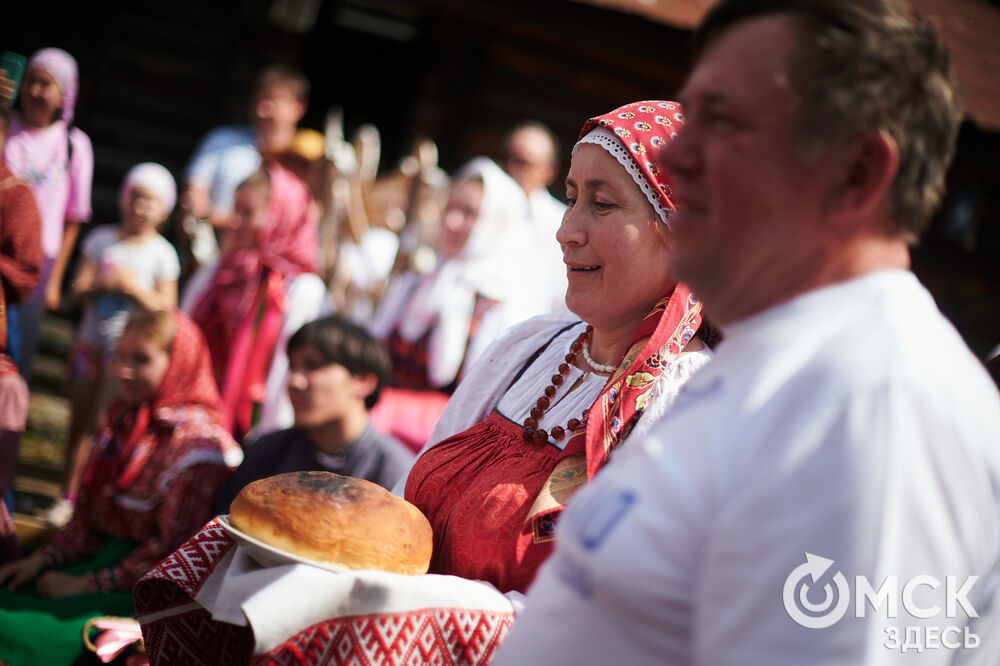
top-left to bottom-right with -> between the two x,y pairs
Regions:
216,314 -> 412,513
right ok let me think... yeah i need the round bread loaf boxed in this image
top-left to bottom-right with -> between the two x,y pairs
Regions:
229,471 -> 433,575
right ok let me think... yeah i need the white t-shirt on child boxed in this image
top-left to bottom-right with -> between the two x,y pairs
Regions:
78,225 -> 180,353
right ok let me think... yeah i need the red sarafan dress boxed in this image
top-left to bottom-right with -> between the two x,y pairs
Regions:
406,285 -> 705,593
407,410 -> 580,592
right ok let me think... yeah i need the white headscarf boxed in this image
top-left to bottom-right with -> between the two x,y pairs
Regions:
391,157 -> 535,387
119,162 -> 178,216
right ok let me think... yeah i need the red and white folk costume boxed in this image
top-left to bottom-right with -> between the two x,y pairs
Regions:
186,161 -> 326,440
370,157 -> 538,393
39,311 -> 241,592
402,101 -> 710,594
369,157 -> 540,451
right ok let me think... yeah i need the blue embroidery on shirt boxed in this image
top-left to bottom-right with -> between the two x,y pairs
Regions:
578,489 -> 636,550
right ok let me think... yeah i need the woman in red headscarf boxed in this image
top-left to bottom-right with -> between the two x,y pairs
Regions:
183,161 -> 331,441
129,101 -> 712,664
0,309 -> 241,665
400,101 -> 714,598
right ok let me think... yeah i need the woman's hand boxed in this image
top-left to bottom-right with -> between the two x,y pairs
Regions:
36,570 -> 92,598
0,552 -> 47,591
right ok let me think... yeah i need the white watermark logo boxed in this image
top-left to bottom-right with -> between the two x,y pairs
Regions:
782,553 -> 981,652
782,553 -> 851,629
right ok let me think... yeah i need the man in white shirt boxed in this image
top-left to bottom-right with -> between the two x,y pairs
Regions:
495,1 -> 1000,664
502,121 -> 568,313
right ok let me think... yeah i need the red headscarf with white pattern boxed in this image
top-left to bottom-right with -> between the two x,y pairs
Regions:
575,100 -> 684,227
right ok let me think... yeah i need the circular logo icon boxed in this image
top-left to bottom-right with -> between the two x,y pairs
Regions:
783,553 -> 851,629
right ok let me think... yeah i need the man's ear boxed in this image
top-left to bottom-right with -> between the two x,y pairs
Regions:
823,129 -> 899,229
353,372 -> 378,401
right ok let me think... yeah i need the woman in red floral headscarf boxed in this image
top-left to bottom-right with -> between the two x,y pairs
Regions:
130,101 -> 712,664
0,309 -> 241,666
400,101 -> 714,598
183,161 -> 331,441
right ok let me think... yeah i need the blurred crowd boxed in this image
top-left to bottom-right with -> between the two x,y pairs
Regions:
0,52 -> 576,526
0,47 -> 584,663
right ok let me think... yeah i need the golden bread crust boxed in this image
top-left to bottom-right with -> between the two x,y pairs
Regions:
229,471 -> 432,575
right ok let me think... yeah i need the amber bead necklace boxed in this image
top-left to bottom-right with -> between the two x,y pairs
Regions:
521,325 -> 617,444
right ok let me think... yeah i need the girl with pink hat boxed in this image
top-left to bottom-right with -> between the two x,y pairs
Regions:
1,47 -> 94,381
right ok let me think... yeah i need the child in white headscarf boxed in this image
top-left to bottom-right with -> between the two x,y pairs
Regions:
50,162 -> 181,525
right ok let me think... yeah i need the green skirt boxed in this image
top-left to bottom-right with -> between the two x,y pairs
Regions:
0,538 -> 137,666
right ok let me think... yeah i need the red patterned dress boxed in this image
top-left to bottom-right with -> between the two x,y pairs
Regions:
0,311 -> 240,665
39,405 -> 238,592
38,312 -> 241,592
